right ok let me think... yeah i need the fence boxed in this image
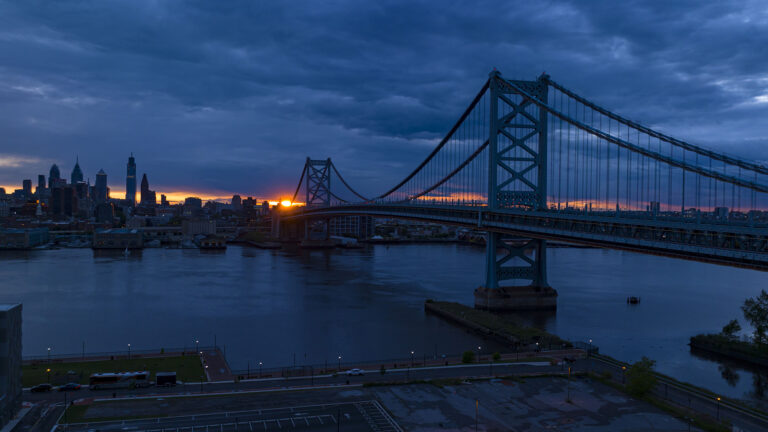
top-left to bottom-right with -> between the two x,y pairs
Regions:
23,345 -> 217,364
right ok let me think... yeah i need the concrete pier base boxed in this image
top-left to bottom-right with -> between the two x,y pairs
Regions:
474,285 -> 558,311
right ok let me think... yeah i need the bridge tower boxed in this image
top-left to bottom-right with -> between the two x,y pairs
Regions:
303,158 -> 332,242
475,72 -> 558,311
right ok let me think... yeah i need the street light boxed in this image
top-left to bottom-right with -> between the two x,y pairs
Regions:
535,342 -> 539,352
477,346 -> 482,363
621,366 -> 627,384
195,339 -> 199,353
338,355 -> 342,371
259,361 -> 263,378
716,396 -> 721,420
47,347 -> 51,363
46,368 -> 51,383
128,343 -> 131,360
410,351 -> 415,367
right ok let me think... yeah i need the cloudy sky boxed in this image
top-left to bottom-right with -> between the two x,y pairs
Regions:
1,0 -> 767,201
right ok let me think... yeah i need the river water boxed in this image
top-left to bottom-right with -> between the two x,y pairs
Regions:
1,244 -> 766,404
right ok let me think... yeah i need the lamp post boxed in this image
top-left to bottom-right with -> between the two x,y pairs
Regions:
477,346 -> 482,363
47,347 -> 51,363
338,355 -> 342,371
259,362 -> 263,378
410,351 -> 414,368
566,366 -> 571,402
46,368 -> 51,383
195,339 -> 199,353
535,342 -> 539,352
128,343 -> 131,360
621,366 -> 627,384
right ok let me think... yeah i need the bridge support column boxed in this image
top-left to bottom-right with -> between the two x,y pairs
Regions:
474,233 -> 557,311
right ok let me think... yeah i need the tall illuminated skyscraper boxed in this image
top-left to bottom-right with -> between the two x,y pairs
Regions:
126,153 -> 136,205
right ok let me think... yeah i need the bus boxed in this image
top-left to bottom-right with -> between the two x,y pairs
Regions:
89,371 -> 150,390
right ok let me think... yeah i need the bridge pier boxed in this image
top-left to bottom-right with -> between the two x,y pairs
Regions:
474,234 -> 557,311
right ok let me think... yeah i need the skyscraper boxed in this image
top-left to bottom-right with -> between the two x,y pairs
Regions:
48,164 -> 61,189
126,154 -> 136,205
140,173 -> 156,205
36,175 -> 45,198
70,157 -> 83,184
95,169 -> 108,204
22,180 -> 31,198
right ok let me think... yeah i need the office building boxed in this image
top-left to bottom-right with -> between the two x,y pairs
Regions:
94,169 -> 108,204
160,194 -> 168,206
21,180 -> 31,198
140,174 -> 156,205
0,304 -> 21,429
231,195 -> 242,210
93,228 -> 143,249
70,157 -> 83,184
36,175 -> 46,198
126,154 -> 137,205
48,164 -> 61,189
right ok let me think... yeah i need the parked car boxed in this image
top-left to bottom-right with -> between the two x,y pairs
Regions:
58,383 -> 81,391
346,368 -> 364,376
30,383 -> 53,393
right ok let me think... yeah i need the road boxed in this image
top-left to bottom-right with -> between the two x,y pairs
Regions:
26,360 -> 564,404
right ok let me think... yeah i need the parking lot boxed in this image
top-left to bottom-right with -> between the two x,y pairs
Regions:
57,401 -> 401,432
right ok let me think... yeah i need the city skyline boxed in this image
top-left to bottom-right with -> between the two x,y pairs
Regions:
0,2 -> 767,200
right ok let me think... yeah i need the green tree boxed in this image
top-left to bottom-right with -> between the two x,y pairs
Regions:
742,290 -> 768,345
721,319 -> 741,341
492,352 -> 501,362
625,357 -> 657,397
462,351 -> 475,364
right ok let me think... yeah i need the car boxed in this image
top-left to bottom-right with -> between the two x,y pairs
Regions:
30,383 -> 53,393
346,368 -> 364,376
58,383 -> 81,391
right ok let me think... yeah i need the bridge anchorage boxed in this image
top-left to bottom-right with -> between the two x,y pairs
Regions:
281,69 -> 768,312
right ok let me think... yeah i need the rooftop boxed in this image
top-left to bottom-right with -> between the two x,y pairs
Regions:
0,304 -> 21,312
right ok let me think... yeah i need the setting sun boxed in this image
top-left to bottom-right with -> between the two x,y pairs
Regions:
281,200 -> 292,207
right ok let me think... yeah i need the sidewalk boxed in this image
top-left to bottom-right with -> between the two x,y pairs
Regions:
200,349 -> 232,381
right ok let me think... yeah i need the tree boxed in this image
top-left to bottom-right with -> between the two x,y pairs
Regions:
492,352 -> 501,362
742,290 -> 768,345
721,319 -> 742,341
462,351 -> 475,364
625,357 -> 657,397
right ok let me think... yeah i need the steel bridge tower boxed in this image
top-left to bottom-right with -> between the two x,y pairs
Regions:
475,71 -> 557,311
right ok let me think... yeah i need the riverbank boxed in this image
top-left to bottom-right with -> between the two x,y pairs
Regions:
424,300 -> 570,349
690,333 -> 768,368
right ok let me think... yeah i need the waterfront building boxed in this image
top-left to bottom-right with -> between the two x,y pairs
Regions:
21,180 -> 31,198
231,195 -> 242,210
0,228 -> 49,249
0,304 -> 21,429
140,174 -> 156,205
93,228 -> 143,249
94,169 -> 108,204
182,219 -> 216,236
126,154 -> 137,205
48,164 -> 61,189
329,216 -> 374,239
70,157 -> 83,184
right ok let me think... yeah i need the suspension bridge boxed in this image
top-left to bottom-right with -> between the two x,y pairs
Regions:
276,70 -> 768,310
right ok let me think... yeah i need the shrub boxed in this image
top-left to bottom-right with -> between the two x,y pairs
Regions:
462,351 -> 476,364
625,357 -> 657,397
492,352 -> 501,361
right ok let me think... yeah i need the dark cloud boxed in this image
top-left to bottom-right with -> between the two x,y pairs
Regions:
0,0 -> 767,197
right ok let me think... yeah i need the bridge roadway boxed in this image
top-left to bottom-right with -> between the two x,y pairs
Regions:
284,204 -> 768,271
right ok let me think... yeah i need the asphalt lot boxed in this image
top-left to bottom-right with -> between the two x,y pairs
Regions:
56,401 -> 400,432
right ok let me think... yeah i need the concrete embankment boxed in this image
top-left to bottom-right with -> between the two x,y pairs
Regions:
424,300 -> 569,349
